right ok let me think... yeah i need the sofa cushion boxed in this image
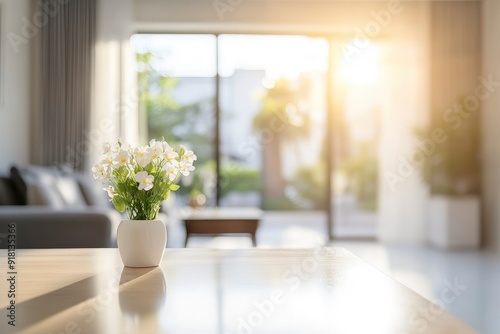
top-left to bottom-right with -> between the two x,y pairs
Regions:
55,176 -> 88,208
0,177 -> 24,205
58,165 -> 110,207
27,182 -> 65,207
13,165 -> 57,206
72,172 -> 110,207
10,166 -> 29,203
24,166 -> 66,207
11,165 -> 87,208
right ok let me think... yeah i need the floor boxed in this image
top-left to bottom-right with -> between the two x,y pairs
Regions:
166,210 -> 500,334
334,242 -> 500,334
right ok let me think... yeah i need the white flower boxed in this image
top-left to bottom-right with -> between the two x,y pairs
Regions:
135,171 -> 154,191
180,145 -> 197,164
112,142 -> 122,153
92,164 -> 109,179
101,154 -> 114,167
103,141 -> 121,155
113,149 -> 130,167
104,185 -> 116,199
134,146 -> 151,167
179,161 -> 195,176
102,142 -> 112,155
161,141 -> 172,152
163,146 -> 179,166
148,139 -> 164,161
117,142 -> 130,153
165,164 -> 179,182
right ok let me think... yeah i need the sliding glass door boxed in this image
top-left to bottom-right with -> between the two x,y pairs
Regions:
131,33 -> 380,239
330,44 -> 381,237
218,34 -> 328,210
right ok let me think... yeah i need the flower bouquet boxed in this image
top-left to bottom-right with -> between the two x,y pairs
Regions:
92,139 -> 196,267
92,139 -> 196,219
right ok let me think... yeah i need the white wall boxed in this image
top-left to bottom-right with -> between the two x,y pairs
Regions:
0,0 -> 31,173
376,2 -> 431,246
91,0 -> 137,171
482,0 -> 500,252
134,0 -> 388,33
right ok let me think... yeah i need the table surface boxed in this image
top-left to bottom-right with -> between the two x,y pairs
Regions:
0,248 -> 476,334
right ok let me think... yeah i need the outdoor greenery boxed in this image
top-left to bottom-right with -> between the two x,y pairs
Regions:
262,198 -> 300,211
253,79 -> 312,134
137,52 -> 328,210
252,79 -> 312,206
138,52 -> 214,164
337,143 -> 378,211
137,52 -> 214,201
220,167 -> 261,198
289,164 -> 327,210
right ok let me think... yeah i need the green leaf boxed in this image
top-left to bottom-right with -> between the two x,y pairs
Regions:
112,196 -> 127,212
162,190 -> 171,201
169,184 -> 180,191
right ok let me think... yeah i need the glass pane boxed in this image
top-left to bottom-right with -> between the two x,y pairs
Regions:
218,34 -> 329,210
332,43 -> 380,237
131,34 -> 217,206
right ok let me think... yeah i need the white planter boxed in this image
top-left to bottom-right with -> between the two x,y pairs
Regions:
428,195 -> 480,249
117,219 -> 167,267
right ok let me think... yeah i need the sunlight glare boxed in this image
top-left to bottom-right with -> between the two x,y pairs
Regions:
261,77 -> 276,89
218,35 -> 329,79
331,265 -> 403,333
339,44 -> 380,85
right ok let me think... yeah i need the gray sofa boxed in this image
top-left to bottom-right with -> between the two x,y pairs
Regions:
0,165 -> 121,248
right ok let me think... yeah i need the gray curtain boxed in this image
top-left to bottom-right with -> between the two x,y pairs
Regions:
36,0 -> 96,171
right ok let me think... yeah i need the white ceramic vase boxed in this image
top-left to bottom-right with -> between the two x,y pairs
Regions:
117,219 -> 167,267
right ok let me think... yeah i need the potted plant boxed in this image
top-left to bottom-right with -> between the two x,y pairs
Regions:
92,139 -> 196,267
417,98 -> 480,249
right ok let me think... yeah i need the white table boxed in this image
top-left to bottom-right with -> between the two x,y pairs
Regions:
0,248 -> 477,334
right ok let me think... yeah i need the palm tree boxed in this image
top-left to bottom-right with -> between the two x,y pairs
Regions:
253,79 -> 311,206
